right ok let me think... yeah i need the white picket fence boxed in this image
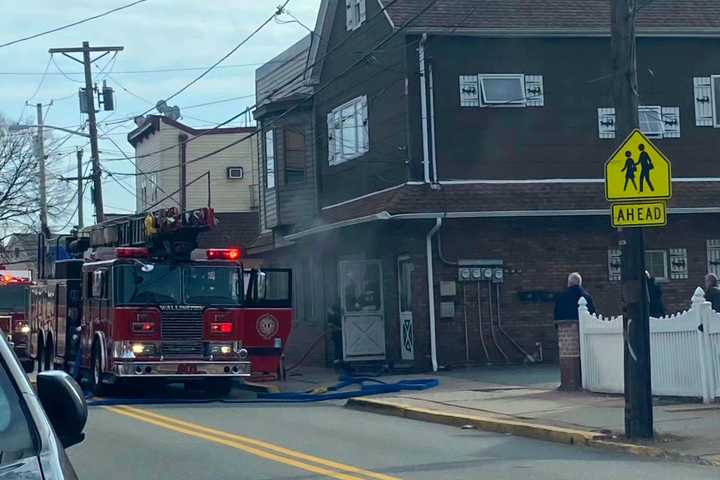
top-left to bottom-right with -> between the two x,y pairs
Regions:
579,288 -> 720,403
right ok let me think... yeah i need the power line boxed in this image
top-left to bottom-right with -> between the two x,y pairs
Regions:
0,0 -> 148,49
0,60 -> 296,76
136,0 -> 291,117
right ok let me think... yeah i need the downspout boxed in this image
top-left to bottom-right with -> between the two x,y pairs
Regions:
428,61 -> 438,184
426,217 -> 442,372
418,33 -> 431,184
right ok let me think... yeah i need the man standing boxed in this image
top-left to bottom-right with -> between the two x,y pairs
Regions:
555,272 -> 595,391
705,273 -> 720,312
638,144 -> 655,193
554,272 -> 596,321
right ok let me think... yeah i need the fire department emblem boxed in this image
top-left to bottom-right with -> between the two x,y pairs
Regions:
256,314 -> 279,339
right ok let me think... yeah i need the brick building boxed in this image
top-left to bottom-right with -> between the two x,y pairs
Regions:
253,0 -> 720,371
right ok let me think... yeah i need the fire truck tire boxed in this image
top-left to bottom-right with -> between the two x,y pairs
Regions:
204,378 -> 233,397
90,343 -> 108,396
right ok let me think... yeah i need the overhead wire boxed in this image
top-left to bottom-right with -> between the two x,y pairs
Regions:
0,0 -> 149,49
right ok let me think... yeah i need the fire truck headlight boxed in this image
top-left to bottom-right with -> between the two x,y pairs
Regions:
208,343 -> 233,356
19,325 -> 30,334
131,343 -> 157,356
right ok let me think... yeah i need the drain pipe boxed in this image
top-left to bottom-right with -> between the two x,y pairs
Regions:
426,217 -> 442,372
428,61 -> 438,184
487,280 -> 509,362
495,283 -> 536,362
419,33 -> 431,184
476,282 -> 490,362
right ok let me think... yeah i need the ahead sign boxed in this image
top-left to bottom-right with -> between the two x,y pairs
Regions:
605,129 -> 672,201
611,201 -> 667,228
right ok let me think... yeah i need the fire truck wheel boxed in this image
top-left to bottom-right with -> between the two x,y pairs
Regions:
204,378 -> 233,397
90,344 -> 108,396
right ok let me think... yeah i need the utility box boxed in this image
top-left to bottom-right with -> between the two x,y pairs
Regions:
440,301 -> 455,319
439,281 -> 457,297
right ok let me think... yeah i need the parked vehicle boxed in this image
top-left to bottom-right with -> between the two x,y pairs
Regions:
28,207 -> 292,395
0,271 -> 32,361
0,330 -> 87,479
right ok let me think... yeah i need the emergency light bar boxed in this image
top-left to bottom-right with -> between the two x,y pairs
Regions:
206,249 -> 242,261
116,247 -> 150,259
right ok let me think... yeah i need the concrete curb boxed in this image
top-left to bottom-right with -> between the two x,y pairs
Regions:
346,398 -> 720,468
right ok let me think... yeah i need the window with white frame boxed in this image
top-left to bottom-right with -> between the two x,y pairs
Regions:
327,96 -> 368,166
693,76 -> 720,127
459,74 -> 544,107
645,250 -> 668,281
346,0 -> 366,31
265,130 -> 276,190
597,106 -> 680,139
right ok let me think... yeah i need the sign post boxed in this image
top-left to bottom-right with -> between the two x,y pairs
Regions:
605,128 -> 672,439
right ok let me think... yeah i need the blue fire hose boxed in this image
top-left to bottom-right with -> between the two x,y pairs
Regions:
84,376 -> 438,407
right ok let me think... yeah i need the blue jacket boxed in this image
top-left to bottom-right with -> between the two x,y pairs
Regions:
554,285 -> 596,321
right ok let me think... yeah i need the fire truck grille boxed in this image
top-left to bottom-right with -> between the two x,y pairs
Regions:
160,310 -> 204,357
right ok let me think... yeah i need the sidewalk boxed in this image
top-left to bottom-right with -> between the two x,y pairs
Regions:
338,364 -> 720,466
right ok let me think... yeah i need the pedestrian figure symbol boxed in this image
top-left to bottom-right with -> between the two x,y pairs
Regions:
620,144 -> 655,193
637,144 -> 654,192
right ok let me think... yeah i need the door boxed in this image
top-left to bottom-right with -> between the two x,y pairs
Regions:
398,256 -> 415,361
339,260 -> 385,361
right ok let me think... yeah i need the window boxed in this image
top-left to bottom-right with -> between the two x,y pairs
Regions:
639,106 -> 664,138
265,130 -> 275,190
597,106 -> 680,139
226,167 -> 244,180
346,0 -> 366,31
184,266 -> 242,305
479,75 -> 525,105
328,96 -> 368,165
708,240 -> 720,277
645,250 -> 668,281
284,128 -> 306,184
460,74 -> 544,107
114,264 -> 181,304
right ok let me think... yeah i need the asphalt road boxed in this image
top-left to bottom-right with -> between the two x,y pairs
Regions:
66,392 -> 719,480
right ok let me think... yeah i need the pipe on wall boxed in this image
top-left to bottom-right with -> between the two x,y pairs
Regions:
418,33 -> 431,184
426,217 -> 442,372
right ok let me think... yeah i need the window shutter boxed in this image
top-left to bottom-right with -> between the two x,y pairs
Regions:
694,77 -> 713,127
361,96 -> 369,152
669,248 -> 688,280
661,106 -> 680,138
598,107 -> 616,139
459,75 -> 480,107
345,0 -> 354,30
524,75 -> 544,107
327,112 -> 336,165
608,249 -> 622,281
708,240 -> 720,277
358,0 -> 367,23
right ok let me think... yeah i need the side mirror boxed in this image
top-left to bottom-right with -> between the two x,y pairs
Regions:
37,371 -> 88,448
257,271 -> 267,300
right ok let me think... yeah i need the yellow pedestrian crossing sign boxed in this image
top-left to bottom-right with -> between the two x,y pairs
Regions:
605,129 -> 672,201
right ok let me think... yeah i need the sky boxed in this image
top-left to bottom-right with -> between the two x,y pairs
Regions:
0,0 -> 320,232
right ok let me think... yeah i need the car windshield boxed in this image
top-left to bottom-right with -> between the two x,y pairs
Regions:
183,266 -> 242,305
0,351 -> 35,466
114,264 -> 181,305
0,286 -> 28,313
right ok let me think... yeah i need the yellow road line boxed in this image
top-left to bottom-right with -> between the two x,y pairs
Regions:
105,405 -> 401,480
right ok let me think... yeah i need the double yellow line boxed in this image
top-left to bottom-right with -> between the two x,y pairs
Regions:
105,405 -> 401,480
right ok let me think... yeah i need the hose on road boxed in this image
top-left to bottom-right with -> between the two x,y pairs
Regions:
84,376 -> 439,407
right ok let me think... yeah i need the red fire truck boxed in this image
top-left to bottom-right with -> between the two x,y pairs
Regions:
28,207 -> 292,395
0,270 -> 33,360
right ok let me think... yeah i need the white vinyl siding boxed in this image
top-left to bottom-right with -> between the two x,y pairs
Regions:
328,96 -> 368,166
459,74 -> 543,107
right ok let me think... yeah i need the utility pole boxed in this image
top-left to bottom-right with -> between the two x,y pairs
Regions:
35,103 -> 49,237
76,148 -> 84,229
49,42 -> 124,224
611,0 -> 653,439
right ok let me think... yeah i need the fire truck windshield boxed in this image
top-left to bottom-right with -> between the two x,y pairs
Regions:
0,285 -> 28,312
184,266 -> 242,305
115,264 -> 181,305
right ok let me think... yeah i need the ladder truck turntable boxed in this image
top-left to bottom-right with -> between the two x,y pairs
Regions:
28,207 -> 292,396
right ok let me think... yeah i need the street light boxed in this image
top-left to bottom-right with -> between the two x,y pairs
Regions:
8,123 -> 91,139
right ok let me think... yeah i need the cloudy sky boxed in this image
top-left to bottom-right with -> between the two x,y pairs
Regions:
0,0 -> 319,230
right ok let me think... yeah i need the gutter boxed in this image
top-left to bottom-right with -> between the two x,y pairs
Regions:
426,218 -> 442,372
